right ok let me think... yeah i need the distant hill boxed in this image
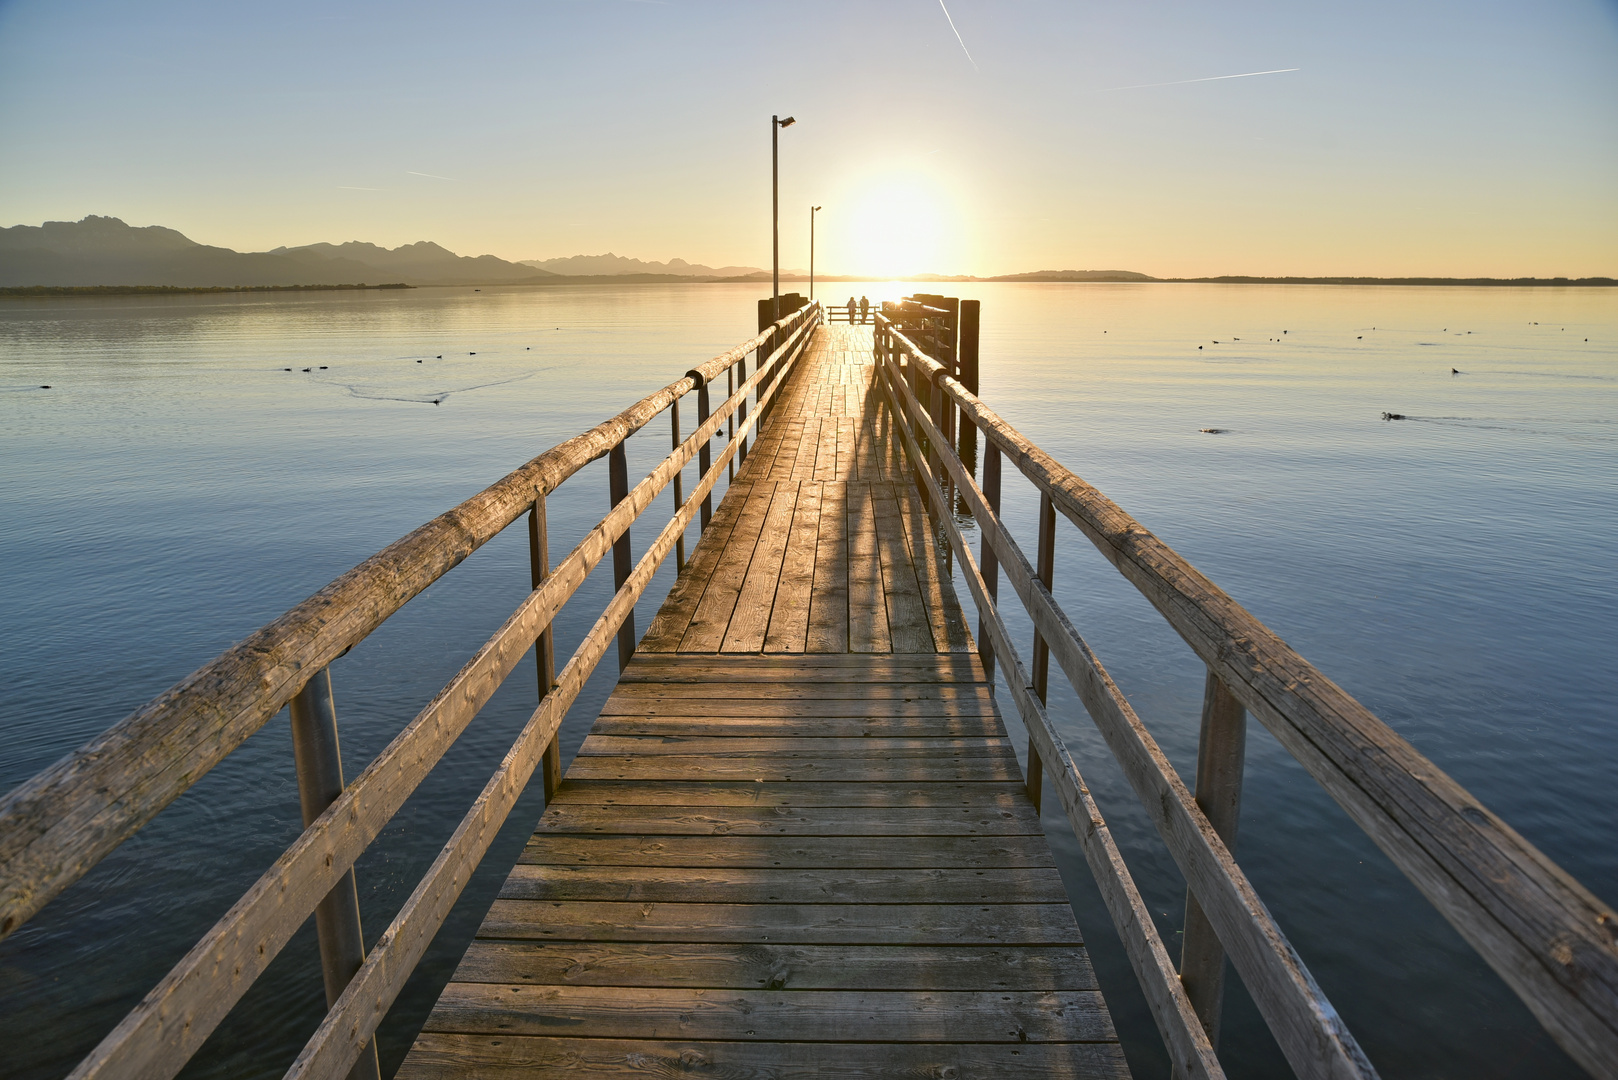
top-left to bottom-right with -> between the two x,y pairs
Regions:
522,253 -> 765,277
985,269 -> 1157,282
274,240 -> 558,286
0,217 -> 557,288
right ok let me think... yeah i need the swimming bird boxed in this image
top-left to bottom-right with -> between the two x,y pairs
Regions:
302,367 -> 312,372
39,384 -> 51,389
1451,368 -> 1461,374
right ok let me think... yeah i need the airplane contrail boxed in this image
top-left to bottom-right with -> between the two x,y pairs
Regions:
937,0 -> 977,71
406,170 -> 460,181
1096,67 -> 1300,92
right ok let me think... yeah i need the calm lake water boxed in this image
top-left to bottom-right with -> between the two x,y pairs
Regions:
1,282 -> 1613,1079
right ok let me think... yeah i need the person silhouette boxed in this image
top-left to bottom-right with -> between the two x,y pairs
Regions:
859,295 -> 869,324
846,297 -> 856,323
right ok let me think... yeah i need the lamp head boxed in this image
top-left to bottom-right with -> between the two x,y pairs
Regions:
813,205 -> 821,211
778,116 -> 796,127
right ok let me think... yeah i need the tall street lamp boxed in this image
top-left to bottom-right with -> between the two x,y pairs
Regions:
810,205 -> 821,302
772,114 -> 795,322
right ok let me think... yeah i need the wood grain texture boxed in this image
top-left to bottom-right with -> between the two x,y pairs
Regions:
478,900 -> 1085,946
424,984 -> 1112,1042
496,865 -> 1070,904
397,1033 -> 1130,1080
529,801 -> 1042,837
451,940 -> 1094,989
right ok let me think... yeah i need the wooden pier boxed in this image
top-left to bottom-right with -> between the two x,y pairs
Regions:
395,326 -> 1128,1077
4,298 -> 1616,1080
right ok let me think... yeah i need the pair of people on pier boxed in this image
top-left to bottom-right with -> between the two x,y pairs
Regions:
844,296 -> 870,324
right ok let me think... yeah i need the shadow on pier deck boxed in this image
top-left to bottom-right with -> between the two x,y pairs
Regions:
396,326 -> 1130,1078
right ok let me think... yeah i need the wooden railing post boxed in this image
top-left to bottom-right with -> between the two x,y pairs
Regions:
957,299 -> 980,466
669,400 -> 686,571
979,441 -> 1003,683
698,381 -> 714,529
1026,491 -> 1057,813
527,496 -> 561,801
608,441 -> 635,672
736,352 -> 749,465
1181,668 -> 1248,1049
288,669 -> 381,1080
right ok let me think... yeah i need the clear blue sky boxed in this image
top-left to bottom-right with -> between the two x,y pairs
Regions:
1,0 -> 1614,276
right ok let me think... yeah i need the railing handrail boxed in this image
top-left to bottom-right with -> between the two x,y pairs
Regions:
0,302 -> 820,948
874,313 -> 1618,1079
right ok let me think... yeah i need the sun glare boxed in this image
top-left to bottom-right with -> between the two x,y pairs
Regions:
844,172 -> 954,278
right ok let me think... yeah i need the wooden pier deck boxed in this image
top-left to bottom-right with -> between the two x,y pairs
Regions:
396,326 -> 1131,1077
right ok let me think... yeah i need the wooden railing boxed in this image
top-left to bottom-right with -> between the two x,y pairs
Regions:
0,301 -> 823,1080
872,312 -> 1618,1080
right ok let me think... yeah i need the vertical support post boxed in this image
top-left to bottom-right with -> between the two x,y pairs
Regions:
698,381 -> 714,530
725,369 -> 734,483
528,497 -> 561,801
670,399 -> 686,571
289,669 -> 382,1080
737,353 -> 750,465
978,441 -> 1003,683
1180,669 -> 1248,1050
608,442 -> 635,672
958,299 -> 981,466
1025,491 -> 1057,813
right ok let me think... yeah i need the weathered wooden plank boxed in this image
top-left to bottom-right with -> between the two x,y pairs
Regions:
577,735 -> 1016,757
637,478 -> 752,652
836,416 -> 856,482
397,1033 -> 1131,1080
619,653 -> 986,681
451,940 -> 1094,989
544,779 -> 1032,808
812,412 -> 838,482
721,483 -> 798,653
602,679 -> 996,702
901,482 -> 974,652
846,485 -> 889,653
589,715 -> 1008,739
562,754 -> 1022,783
517,834 -> 1058,869
496,865 -> 1069,905
603,681 -> 995,704
592,698 -> 1000,718
478,899 -> 1083,946
530,801 -> 1042,837
804,486 -> 848,653
763,482 -> 820,653
423,984 -> 1111,1042
871,482 -> 938,653
678,481 -> 776,651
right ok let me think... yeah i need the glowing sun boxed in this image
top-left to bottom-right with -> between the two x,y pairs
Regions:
843,171 -> 956,278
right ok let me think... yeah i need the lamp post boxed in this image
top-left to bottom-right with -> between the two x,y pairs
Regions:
772,114 -> 795,322
810,205 -> 821,302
